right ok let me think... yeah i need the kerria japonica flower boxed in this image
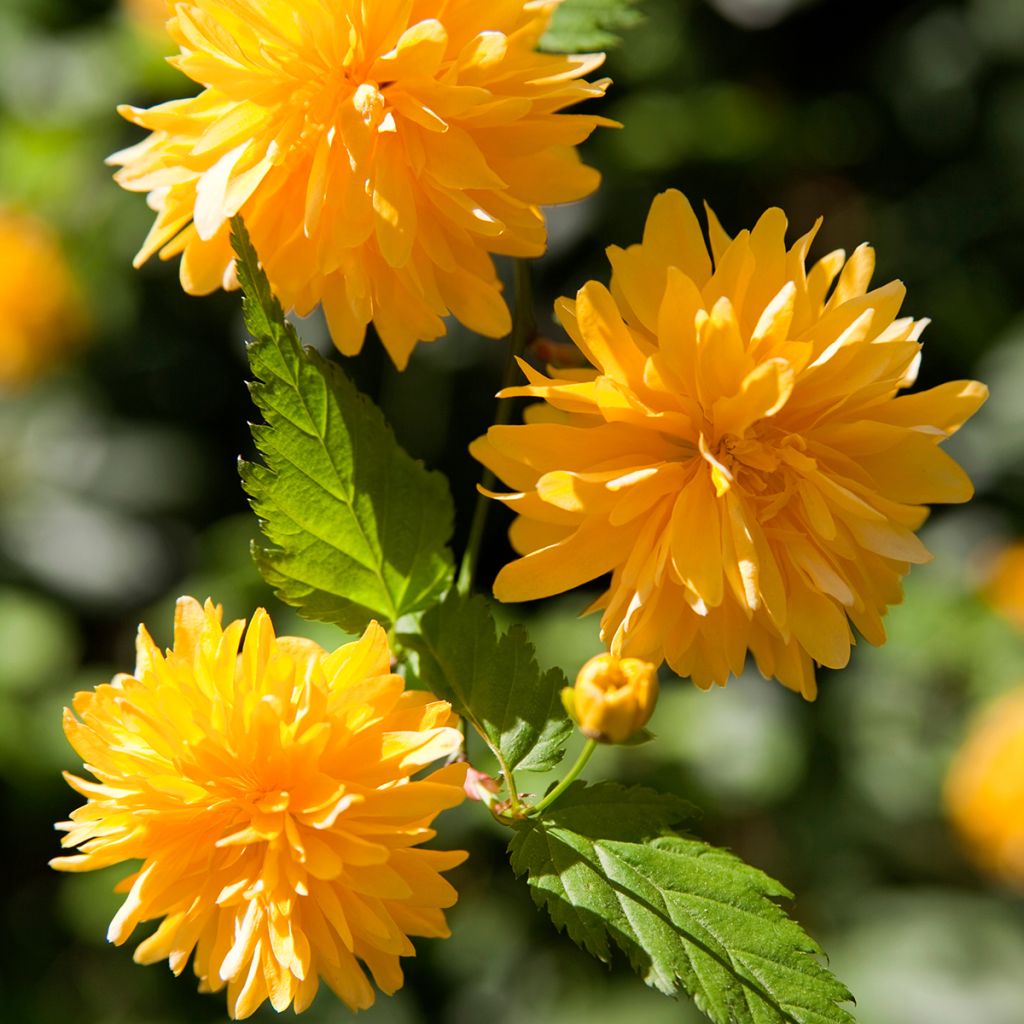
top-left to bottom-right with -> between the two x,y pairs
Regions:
472,190 -> 988,699
52,597 -> 467,1018
111,0 -> 612,368
0,208 -> 84,387
946,688 -> 1024,888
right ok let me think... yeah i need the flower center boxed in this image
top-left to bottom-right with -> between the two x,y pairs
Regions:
253,788 -> 291,814
709,426 -> 808,520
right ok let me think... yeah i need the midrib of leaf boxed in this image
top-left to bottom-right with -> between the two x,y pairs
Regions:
528,821 -> 842,1024
592,839 -> 808,1024
257,346 -> 400,621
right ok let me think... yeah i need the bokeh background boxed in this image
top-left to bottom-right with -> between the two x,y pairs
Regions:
3,0 -> 1024,1021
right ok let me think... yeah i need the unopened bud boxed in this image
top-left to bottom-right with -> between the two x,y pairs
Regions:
563,653 -> 658,744
464,766 -> 501,804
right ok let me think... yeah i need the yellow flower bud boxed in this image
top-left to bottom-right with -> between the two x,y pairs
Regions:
565,653 -> 659,744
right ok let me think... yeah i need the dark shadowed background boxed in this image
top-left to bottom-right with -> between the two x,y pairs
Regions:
2,1 -> 1024,1021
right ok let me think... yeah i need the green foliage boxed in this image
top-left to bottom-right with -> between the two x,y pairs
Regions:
540,0 -> 643,52
511,782 -> 856,1024
234,221 -> 455,632
403,590 -> 573,775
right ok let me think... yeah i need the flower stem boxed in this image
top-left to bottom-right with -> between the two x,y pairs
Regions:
530,739 -> 598,817
456,258 -> 536,596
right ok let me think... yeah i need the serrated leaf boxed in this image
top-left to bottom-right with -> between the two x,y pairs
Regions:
402,590 -> 572,776
540,0 -> 643,52
233,220 -> 455,632
511,782 -> 856,1024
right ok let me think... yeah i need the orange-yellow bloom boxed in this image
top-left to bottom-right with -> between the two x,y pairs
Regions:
122,0 -> 171,34
984,542 -> 1024,632
946,688 -> 1024,888
52,597 -> 467,1018
566,652 -> 658,743
472,190 -> 988,699
0,208 -> 84,387
111,0 -> 611,368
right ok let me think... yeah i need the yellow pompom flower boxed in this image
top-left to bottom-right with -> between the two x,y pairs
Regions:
946,688 -> 1024,888
52,597 -> 467,1018
111,0 -> 611,369
0,208 -> 84,387
472,190 -> 987,699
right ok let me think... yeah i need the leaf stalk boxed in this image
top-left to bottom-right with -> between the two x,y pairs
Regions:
456,259 -> 536,596
530,739 -> 598,816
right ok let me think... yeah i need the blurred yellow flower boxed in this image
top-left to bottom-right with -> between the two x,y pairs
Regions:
946,688 -> 1024,888
984,542 -> 1024,632
122,0 -> 171,34
52,597 -> 467,1019
566,652 -> 658,743
472,190 -> 987,699
111,0 -> 611,369
0,208 -> 83,388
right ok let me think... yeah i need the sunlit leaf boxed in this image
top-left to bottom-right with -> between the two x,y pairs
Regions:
511,782 -> 857,1024
235,220 -> 454,632
403,590 -> 572,775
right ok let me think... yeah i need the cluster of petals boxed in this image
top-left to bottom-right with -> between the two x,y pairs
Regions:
0,208 -> 83,387
946,688 -> 1024,888
111,0 -> 611,368
472,190 -> 988,698
52,597 -> 467,1018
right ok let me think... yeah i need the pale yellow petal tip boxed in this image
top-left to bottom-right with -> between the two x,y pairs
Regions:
966,380 -> 991,403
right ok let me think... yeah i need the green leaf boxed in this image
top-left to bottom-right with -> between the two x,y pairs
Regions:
511,782 -> 856,1024
234,220 -> 455,632
402,590 -> 572,775
540,0 -> 643,52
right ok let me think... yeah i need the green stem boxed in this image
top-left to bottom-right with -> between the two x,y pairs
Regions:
530,739 -> 598,817
495,747 -> 524,819
457,259 -> 536,596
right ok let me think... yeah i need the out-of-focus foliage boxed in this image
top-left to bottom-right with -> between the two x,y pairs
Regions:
541,0 -> 644,52
4,1 -> 1024,1023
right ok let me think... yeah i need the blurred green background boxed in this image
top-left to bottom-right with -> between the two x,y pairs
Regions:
3,0 -> 1024,1021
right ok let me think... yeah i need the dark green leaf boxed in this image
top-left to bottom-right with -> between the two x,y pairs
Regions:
234,220 -> 455,632
540,0 -> 643,52
403,590 -> 572,775
511,782 -> 856,1024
